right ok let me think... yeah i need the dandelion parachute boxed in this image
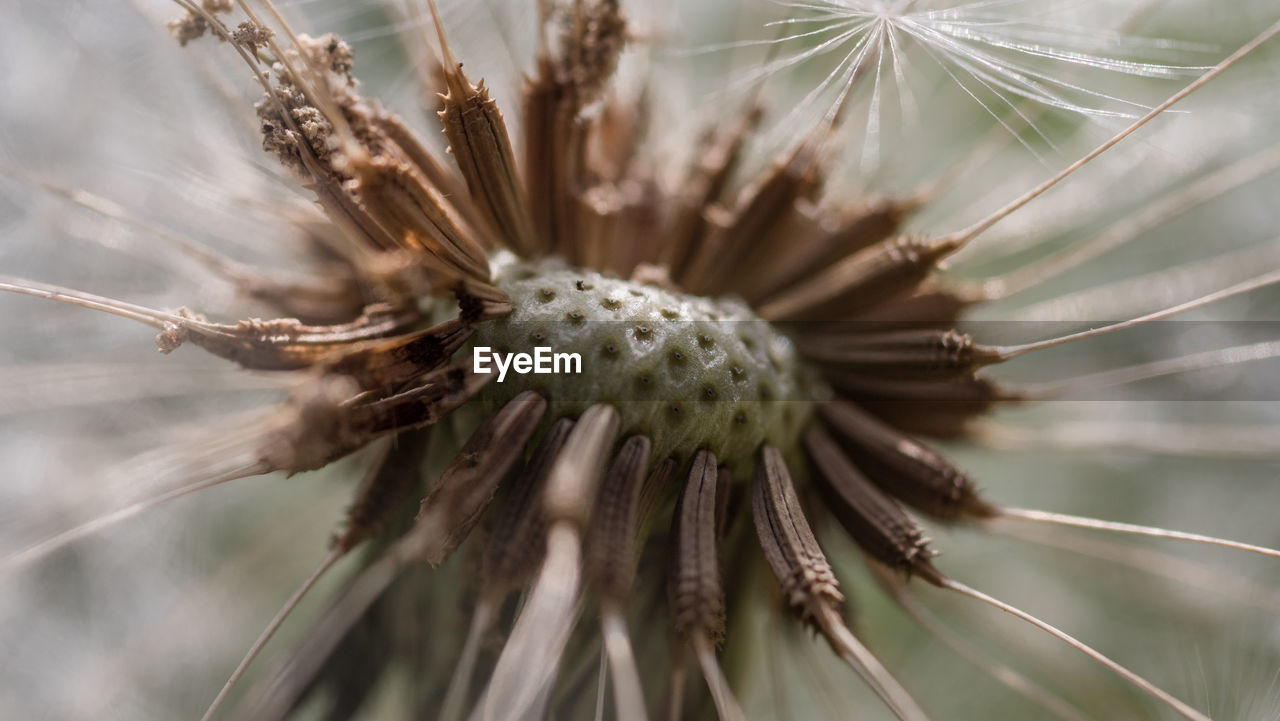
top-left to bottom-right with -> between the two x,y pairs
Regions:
0,1 -> 1278,720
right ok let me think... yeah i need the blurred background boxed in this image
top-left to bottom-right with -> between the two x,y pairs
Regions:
1,1 -> 1278,719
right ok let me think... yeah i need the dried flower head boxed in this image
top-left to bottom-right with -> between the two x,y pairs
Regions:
1,1 -> 1279,720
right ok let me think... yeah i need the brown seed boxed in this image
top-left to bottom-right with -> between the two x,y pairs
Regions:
344,153 -> 490,280
832,375 -> 1027,439
588,84 -> 650,184
804,428 -> 943,585
795,328 -> 998,381
636,457 -> 680,543
371,110 -> 475,226
758,235 -> 950,321
821,400 -> 997,520
238,391 -> 547,721
764,195 -> 919,296
307,169 -> 405,253
430,0 -> 539,258
330,427 -> 432,554
751,445 -> 845,624
402,390 -> 548,566
663,104 -> 764,274
585,435 -> 654,602
344,363 -> 491,440
668,450 -> 727,642
847,284 -> 977,327
326,314 -> 478,389
682,145 -> 823,294
522,0 -> 627,255
522,53 -> 579,253
482,418 -> 575,596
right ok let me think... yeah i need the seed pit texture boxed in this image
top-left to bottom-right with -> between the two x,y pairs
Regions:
468,258 -> 823,471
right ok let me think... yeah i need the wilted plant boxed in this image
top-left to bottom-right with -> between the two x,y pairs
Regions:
1,1 -> 1278,720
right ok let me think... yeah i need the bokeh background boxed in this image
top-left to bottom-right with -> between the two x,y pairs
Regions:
1,1 -> 1278,719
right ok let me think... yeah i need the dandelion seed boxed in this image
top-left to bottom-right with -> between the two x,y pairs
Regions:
1,1 -> 1278,720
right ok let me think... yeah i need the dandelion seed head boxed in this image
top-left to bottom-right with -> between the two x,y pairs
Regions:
0,1 -> 1278,720
472,257 -> 820,469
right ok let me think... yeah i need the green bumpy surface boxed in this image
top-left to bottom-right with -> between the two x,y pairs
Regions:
466,257 -> 824,474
